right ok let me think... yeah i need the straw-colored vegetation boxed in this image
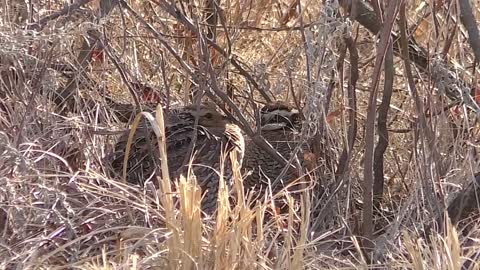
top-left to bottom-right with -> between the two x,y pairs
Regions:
1,0 -> 480,269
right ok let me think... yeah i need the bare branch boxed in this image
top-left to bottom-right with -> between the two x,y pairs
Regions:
398,1 -> 443,220
148,0 -> 272,102
373,32 -> 394,205
458,0 -> 480,64
336,37 -> 358,178
340,0 -> 479,114
362,0 -> 399,253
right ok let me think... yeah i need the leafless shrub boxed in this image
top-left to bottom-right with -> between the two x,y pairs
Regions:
1,0 -> 480,268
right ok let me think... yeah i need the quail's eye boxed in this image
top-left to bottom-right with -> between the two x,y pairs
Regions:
205,113 -> 213,119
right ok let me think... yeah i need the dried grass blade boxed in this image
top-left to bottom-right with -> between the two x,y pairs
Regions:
121,111 -> 161,183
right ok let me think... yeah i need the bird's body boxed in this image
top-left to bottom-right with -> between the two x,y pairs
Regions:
242,103 -> 312,200
109,104 -> 245,214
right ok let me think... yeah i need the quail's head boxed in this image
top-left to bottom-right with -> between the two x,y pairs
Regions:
260,102 -> 302,130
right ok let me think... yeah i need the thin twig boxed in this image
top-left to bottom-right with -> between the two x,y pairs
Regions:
28,0 -> 94,31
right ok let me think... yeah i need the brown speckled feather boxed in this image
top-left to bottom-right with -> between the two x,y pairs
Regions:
109,105 -> 245,214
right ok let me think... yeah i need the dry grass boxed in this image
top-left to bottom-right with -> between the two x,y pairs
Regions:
1,0 -> 480,269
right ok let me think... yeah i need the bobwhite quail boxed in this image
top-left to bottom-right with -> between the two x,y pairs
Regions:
242,102 -> 312,201
109,104 -> 245,214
